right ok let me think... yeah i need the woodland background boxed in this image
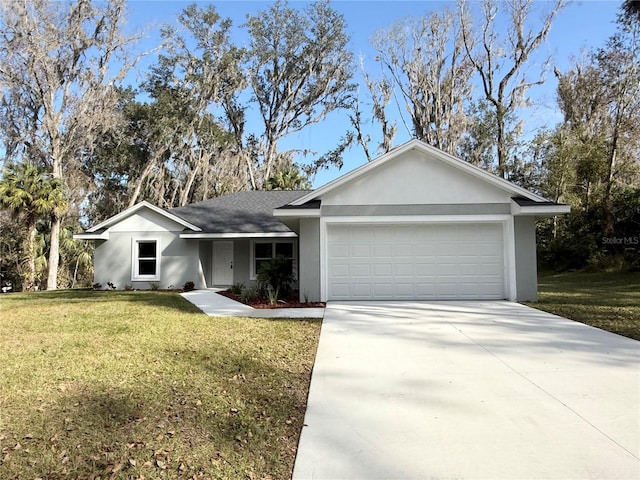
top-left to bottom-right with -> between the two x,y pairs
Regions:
0,0 -> 638,291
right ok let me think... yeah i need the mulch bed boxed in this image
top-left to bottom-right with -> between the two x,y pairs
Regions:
218,289 -> 325,309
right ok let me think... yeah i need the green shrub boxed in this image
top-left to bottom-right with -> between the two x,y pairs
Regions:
149,282 -> 159,291
257,256 -> 294,300
183,281 -> 195,292
240,286 -> 260,303
230,282 -> 244,295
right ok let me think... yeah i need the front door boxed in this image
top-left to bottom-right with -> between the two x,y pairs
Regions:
213,241 -> 234,286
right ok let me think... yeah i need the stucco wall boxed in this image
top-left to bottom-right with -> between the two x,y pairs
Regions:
94,231 -> 203,290
298,218 -> 321,302
322,150 -> 512,206
199,240 -> 212,287
514,216 -> 538,301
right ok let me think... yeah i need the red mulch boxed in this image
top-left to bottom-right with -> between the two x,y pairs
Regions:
218,289 -> 325,309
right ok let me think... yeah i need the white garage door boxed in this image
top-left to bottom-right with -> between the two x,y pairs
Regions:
327,223 -> 505,300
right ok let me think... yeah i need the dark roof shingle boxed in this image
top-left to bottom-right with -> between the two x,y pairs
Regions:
169,190 -> 310,233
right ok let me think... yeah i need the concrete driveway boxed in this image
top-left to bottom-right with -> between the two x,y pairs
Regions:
293,301 -> 640,479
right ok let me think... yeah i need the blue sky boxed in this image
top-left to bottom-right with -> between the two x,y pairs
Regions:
124,0 -> 622,187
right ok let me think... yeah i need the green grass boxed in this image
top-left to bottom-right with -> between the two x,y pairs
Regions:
0,290 -> 321,479
526,270 -> 640,341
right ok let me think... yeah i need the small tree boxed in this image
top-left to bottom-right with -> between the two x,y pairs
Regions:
0,163 -> 66,291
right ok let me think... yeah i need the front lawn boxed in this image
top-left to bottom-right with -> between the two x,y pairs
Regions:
0,290 -> 321,479
527,270 -> 640,341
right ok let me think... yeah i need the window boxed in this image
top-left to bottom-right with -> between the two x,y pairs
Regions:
132,239 -> 160,281
251,240 -> 295,279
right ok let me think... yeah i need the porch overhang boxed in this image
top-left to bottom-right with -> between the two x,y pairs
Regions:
179,232 -> 298,239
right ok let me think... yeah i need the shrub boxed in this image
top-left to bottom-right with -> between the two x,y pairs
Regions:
230,282 -> 244,295
257,256 -> 294,300
183,281 -> 195,292
149,282 -> 160,291
124,283 -> 133,291
240,286 -> 260,303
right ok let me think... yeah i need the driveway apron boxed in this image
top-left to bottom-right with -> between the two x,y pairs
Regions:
293,301 -> 640,480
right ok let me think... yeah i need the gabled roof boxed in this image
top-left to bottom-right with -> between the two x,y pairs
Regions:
86,200 -> 201,233
170,190 -> 310,235
289,139 -> 551,206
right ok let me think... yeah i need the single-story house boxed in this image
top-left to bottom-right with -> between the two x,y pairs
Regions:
75,139 -> 569,302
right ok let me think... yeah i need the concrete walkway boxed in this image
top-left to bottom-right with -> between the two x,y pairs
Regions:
180,289 -> 324,319
293,301 -> 640,479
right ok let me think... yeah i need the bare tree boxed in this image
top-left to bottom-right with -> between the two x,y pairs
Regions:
245,0 -> 356,187
458,0 -> 564,178
0,0 -> 143,289
371,8 -> 473,155
349,55 -> 398,161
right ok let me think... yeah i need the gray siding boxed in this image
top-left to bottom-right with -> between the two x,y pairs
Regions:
233,239 -> 252,287
94,231 -> 204,290
514,216 -> 538,301
298,218 -> 321,302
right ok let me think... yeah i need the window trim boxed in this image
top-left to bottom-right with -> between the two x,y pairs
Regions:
250,239 -> 296,280
131,238 -> 161,282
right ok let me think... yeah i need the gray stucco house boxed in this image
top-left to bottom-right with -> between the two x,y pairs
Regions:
76,139 -> 569,302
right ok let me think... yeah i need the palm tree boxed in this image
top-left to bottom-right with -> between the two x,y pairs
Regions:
266,165 -> 312,190
0,163 -> 66,291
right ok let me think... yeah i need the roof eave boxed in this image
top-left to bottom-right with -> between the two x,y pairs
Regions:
511,202 -> 571,217
73,232 -> 108,240
273,208 -> 320,218
180,232 -> 298,239
86,200 -> 202,233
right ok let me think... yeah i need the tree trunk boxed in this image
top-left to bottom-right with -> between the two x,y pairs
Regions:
46,215 -> 61,290
25,222 -> 37,292
128,157 -> 157,207
496,110 -> 507,179
603,122 -> 619,236
180,162 -> 201,206
47,144 -> 64,291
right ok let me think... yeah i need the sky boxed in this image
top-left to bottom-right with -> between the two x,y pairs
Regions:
123,0 -> 623,187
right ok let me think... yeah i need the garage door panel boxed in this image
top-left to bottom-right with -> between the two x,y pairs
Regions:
393,244 -> 414,257
373,244 -> 392,257
394,264 -> 414,277
351,264 -> 371,277
352,284 -> 372,297
329,244 -> 349,258
327,223 -> 505,300
373,284 -> 394,296
351,244 -> 370,257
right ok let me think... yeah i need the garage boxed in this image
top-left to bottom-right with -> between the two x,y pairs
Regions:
326,223 -> 505,300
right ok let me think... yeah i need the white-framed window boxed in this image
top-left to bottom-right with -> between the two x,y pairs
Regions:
250,240 -> 296,280
131,238 -> 161,281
